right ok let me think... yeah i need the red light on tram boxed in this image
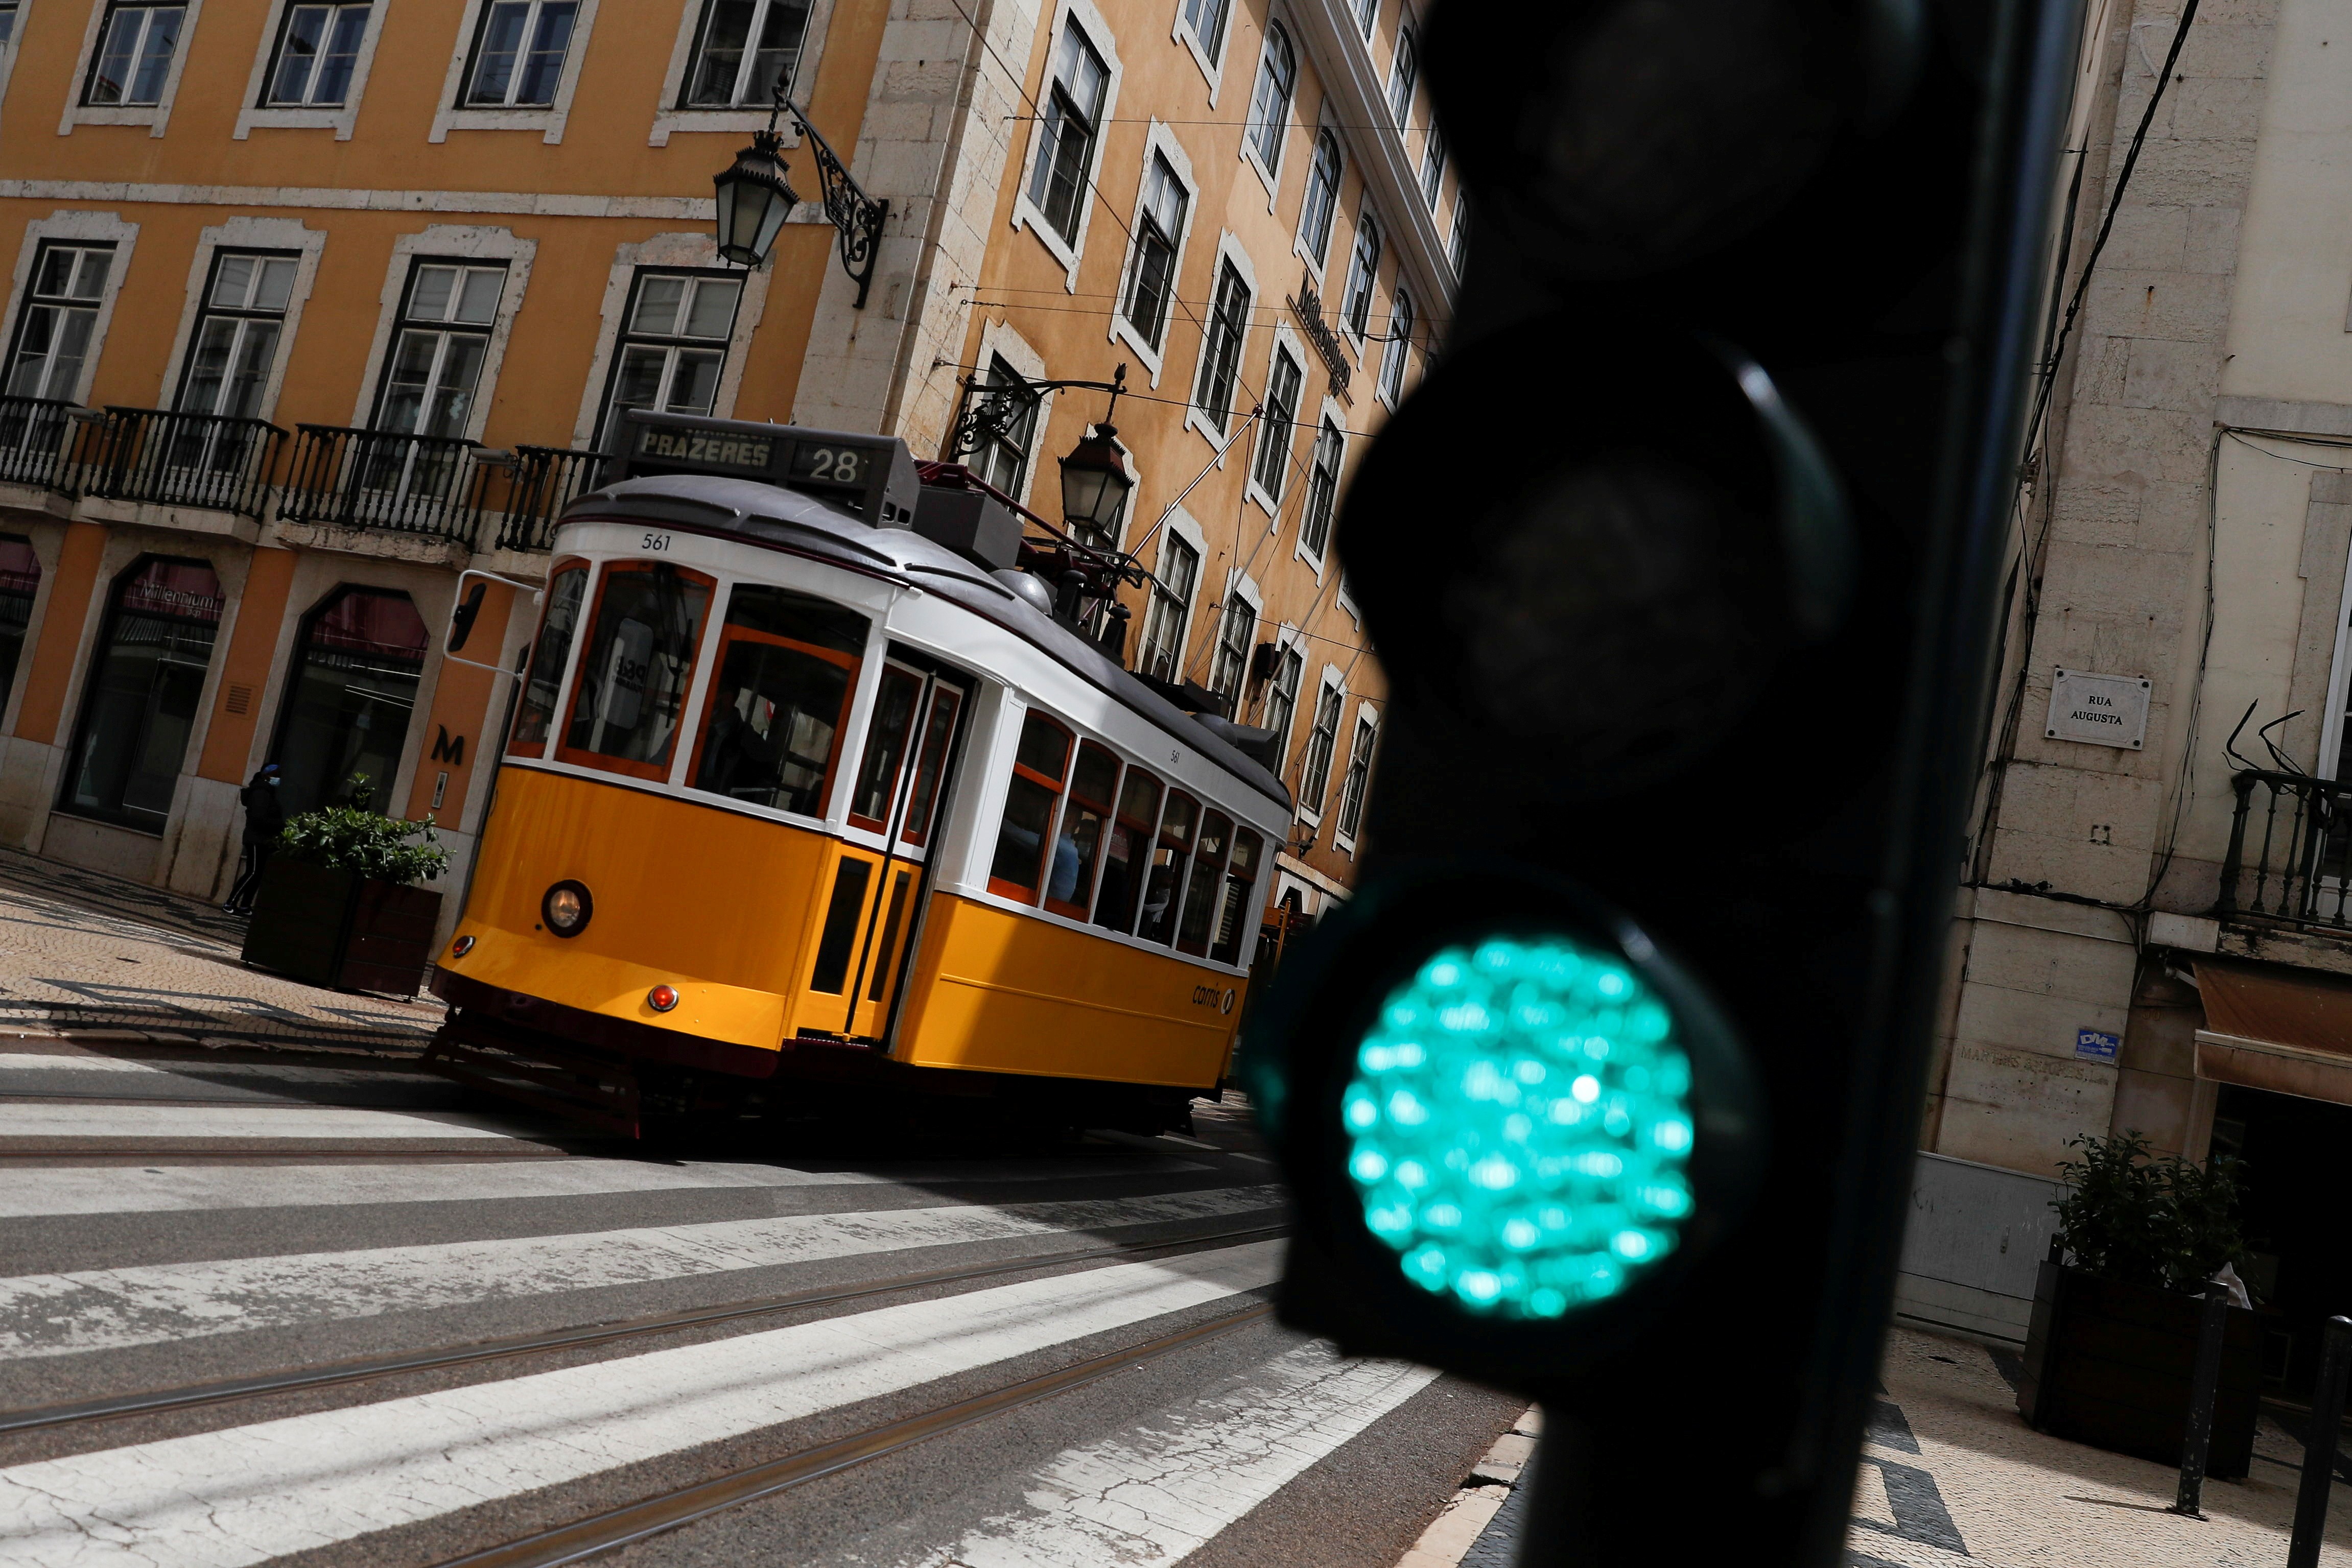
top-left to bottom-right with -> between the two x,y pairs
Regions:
451,935 -> 476,958
648,985 -> 679,1013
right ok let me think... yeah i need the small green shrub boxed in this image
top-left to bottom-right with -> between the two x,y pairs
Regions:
2053,1130 -> 2246,1295
276,776 -> 447,887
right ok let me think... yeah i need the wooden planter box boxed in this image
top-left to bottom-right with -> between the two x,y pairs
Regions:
2018,1260 -> 2263,1478
241,858 -> 442,998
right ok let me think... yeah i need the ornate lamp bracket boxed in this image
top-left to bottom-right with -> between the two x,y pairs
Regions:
775,93 -> 889,308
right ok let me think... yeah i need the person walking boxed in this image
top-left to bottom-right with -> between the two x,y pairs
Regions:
225,763 -> 283,916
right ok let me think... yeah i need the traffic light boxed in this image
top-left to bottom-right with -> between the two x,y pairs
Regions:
1242,1 -> 2085,1561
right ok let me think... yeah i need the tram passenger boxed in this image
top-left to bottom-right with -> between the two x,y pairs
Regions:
698,687 -> 784,800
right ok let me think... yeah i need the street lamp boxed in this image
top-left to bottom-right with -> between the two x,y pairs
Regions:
1059,423 -> 1133,537
712,130 -> 801,268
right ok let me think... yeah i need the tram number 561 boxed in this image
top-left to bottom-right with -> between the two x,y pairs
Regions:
640,532 -> 672,552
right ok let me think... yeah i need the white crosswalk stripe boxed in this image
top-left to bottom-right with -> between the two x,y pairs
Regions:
0,1241 -> 1285,1568
0,1103 -> 521,1139
0,1054 -> 428,1083
0,1185 -> 1286,1357
0,1152 -> 1212,1218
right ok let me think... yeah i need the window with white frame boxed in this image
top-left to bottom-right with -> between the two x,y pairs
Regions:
4,243 -> 114,400
1179,0 -> 1228,64
1245,25 -> 1295,174
1356,0 -> 1377,38
1260,641 -> 1302,751
1253,345 -> 1301,501
1026,21 -> 1109,245
1340,214 -> 1380,337
83,2 -> 186,106
265,4 -> 371,105
681,0 -> 813,107
1299,416 -> 1343,560
1207,589 -> 1255,707
1387,24 -> 1417,127
463,1 -> 579,108
1121,153 -> 1187,352
969,353 -> 1038,497
372,261 -> 506,438
1299,130 -> 1342,265
0,1 -> 19,45
1379,292 -> 1413,404
1194,259 -> 1251,432
1298,677 -> 1343,815
1138,532 -> 1199,684
175,253 -> 298,420
1421,123 -> 1446,207
1448,202 -> 1469,275
1335,710 -> 1375,840
597,271 -> 743,443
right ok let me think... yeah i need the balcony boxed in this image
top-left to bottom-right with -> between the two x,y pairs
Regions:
483,444 -> 605,554
2212,770 -> 2352,974
281,425 -> 491,546
84,407 -> 284,518
0,395 -> 91,494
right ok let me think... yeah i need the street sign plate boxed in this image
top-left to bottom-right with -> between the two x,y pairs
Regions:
2045,669 -> 2150,750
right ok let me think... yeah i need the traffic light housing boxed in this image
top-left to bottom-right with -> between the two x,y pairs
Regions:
1243,0 -> 2086,1561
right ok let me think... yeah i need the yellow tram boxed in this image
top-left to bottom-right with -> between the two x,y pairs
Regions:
425,414 -> 1292,1137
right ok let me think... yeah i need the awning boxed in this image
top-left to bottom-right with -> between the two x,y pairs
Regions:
2193,959 -> 2352,1107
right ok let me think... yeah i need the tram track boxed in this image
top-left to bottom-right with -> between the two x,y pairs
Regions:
0,1219 -> 1288,1440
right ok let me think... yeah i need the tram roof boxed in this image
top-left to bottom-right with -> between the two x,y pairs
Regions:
558,473 -> 1294,814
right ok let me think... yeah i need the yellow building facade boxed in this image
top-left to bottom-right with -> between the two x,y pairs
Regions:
0,0 -> 1452,941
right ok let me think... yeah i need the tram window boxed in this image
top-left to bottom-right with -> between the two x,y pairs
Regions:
1177,810 -> 1233,956
867,867 -> 913,1000
687,584 -> 866,816
561,562 -> 714,779
1210,827 -> 1264,965
987,710 -> 1073,901
846,666 -> 922,831
899,685 -> 962,849
1093,767 -> 1162,933
1047,742 -> 1119,919
1137,790 -> 1198,945
511,562 -> 587,756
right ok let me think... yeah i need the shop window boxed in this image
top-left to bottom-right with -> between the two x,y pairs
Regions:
177,251 -> 298,422
1193,260 -> 1251,432
83,2 -> 185,106
60,556 -> 223,831
989,710 -> 1072,901
1092,767 -> 1160,934
681,0 -> 813,107
1210,828 -> 1263,965
266,3 -> 371,105
1177,809 -> 1232,955
269,587 -> 428,818
1298,131 -> 1342,266
560,561 -> 715,781
597,271 -> 743,445
4,243 -> 113,402
687,582 -> 866,814
1244,25 -> 1295,174
1025,20 -> 1108,245
1121,153 -> 1187,352
510,560 -> 587,755
0,535 -> 38,715
372,260 -> 505,439
1048,741 -> 1119,918
1136,789 -> 1197,944
1137,533 -> 1198,684
463,0 -> 578,108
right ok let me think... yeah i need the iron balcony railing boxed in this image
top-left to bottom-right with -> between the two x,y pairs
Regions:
487,444 -> 604,553
280,424 -> 486,545
2218,769 -> 2352,933
0,395 -> 93,491
83,407 -> 285,518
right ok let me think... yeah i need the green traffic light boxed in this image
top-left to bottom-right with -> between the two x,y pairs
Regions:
1341,936 -> 1697,1319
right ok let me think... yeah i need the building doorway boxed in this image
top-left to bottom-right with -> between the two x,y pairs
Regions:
2212,1082 -> 2352,1402
0,535 -> 40,714
59,556 -> 224,831
270,586 -> 428,818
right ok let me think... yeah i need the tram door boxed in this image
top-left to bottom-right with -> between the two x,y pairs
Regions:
816,660 -> 966,1040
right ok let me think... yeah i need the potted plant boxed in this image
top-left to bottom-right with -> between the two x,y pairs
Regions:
2017,1131 -> 2266,1477
241,775 -> 450,997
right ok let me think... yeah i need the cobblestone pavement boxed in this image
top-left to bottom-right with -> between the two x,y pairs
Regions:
0,846 -> 441,1056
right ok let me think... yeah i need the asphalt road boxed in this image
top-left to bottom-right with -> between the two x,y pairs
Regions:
0,1046 -> 1522,1567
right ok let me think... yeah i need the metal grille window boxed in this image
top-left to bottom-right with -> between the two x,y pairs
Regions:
1137,533 -> 1199,684
1298,678 -> 1343,815
5,243 -> 113,400
373,262 -> 504,438
969,354 -> 1037,497
464,0 -> 579,108
1299,131 -> 1342,265
1336,712 -> 1376,840
1421,123 -> 1447,207
1179,0 -> 1228,62
1193,260 -> 1251,432
1260,642 -> 1302,751
598,271 -> 744,444
177,253 -> 298,420
1299,417 -> 1344,560
1341,216 -> 1381,338
1253,346 -> 1302,501
1387,25 -> 1417,127
683,0 -> 813,107
1121,154 -> 1187,351
1245,25 -> 1295,174
84,2 -> 185,105
1379,292 -> 1414,405
266,3 -> 370,105
1207,591 -> 1255,706
1026,22 -> 1108,245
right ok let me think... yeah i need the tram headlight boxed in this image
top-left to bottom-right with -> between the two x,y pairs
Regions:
648,984 -> 679,1013
541,881 -> 593,938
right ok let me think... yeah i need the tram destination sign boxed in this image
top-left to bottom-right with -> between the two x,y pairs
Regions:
608,410 -> 920,527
